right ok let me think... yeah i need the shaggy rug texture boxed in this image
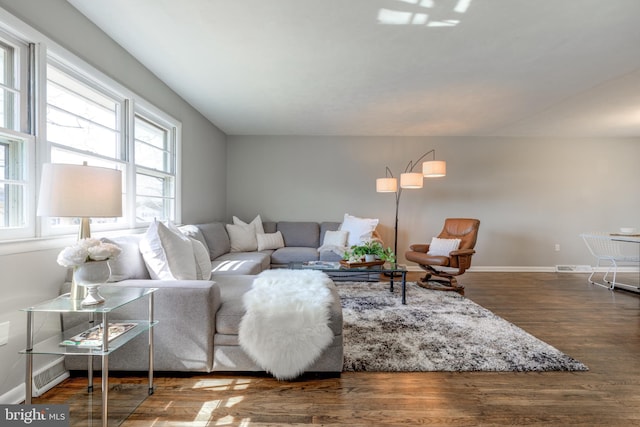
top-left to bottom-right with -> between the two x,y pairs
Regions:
338,281 -> 588,372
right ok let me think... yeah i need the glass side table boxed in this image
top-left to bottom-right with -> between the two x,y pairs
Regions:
20,286 -> 157,427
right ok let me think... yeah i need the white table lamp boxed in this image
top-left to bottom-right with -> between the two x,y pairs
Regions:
37,163 -> 122,299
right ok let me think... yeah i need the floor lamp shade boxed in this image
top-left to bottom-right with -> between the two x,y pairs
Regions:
37,163 -> 122,219
376,177 -> 398,193
423,160 -> 446,177
400,172 -> 423,189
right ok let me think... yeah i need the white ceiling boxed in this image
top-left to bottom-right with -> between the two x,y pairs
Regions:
68,0 -> 640,137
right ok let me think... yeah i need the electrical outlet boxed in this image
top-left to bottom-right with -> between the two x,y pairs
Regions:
554,244 -> 560,252
0,321 -> 9,346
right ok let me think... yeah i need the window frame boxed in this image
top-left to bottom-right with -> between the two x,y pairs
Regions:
132,102 -> 182,226
0,27 -> 29,133
0,9 -> 182,248
0,127 -> 35,240
0,23 -> 34,241
41,57 -> 182,236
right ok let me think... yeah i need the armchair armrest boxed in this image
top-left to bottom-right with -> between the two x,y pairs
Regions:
450,248 -> 476,257
449,249 -> 476,270
409,243 -> 430,253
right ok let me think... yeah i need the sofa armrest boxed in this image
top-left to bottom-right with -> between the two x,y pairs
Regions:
62,279 -> 221,372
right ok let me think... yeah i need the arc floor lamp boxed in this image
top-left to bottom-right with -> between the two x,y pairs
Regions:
376,149 -> 446,262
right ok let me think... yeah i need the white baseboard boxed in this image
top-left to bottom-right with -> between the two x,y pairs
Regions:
0,383 -> 25,405
406,266 -> 556,273
405,265 -> 638,273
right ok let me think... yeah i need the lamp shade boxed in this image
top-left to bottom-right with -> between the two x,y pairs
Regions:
400,172 -> 423,189
423,160 -> 446,177
376,177 -> 398,193
37,163 -> 122,218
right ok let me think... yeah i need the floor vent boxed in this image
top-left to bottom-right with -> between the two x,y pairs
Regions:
32,357 -> 69,397
556,265 -> 592,273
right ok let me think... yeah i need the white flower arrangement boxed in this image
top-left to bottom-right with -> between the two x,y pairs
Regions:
57,238 -> 122,268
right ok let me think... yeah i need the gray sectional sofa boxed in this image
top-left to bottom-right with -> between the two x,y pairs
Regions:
63,220 -> 358,376
197,220 -> 345,274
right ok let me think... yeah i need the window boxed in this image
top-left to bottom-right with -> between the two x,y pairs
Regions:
44,62 -> 126,234
134,113 -> 177,223
0,133 -> 26,228
44,61 -> 180,234
0,14 -> 181,243
0,34 -> 28,132
0,28 -> 32,240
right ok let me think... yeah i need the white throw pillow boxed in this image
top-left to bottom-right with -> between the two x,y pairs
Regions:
339,214 -> 379,247
140,220 -> 198,280
226,223 -> 258,252
190,237 -> 212,280
323,229 -> 349,247
427,237 -> 461,256
233,215 -> 265,235
257,231 -> 285,251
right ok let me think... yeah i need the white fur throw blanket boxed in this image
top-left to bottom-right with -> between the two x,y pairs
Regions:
239,269 -> 335,380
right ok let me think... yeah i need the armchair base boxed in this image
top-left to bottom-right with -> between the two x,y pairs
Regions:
417,271 -> 465,295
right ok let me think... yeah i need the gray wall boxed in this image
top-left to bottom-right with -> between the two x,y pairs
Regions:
0,0 -> 226,401
227,136 -> 640,268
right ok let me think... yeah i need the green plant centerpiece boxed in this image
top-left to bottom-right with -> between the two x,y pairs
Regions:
343,240 -> 396,264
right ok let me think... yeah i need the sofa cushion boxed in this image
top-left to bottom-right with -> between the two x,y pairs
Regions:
322,230 -> 348,247
270,247 -> 320,265
256,231 -> 285,251
215,251 -> 271,270
140,220 -> 198,280
215,279 -> 252,334
233,215 -> 265,235
179,225 -> 210,255
262,221 -> 277,233
101,235 -> 150,281
226,223 -> 258,252
190,238 -> 213,280
197,222 -> 231,260
340,213 -> 379,247
319,250 -> 343,262
277,222 -> 320,247
319,222 -> 342,244
211,259 -> 263,276
214,275 -> 343,337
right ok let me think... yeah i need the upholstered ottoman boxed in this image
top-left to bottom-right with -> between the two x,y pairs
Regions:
212,274 -> 344,376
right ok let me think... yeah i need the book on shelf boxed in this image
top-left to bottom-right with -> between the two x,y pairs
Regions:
60,322 -> 137,347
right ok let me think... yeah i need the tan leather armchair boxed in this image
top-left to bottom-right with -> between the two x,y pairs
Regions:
405,218 -> 480,295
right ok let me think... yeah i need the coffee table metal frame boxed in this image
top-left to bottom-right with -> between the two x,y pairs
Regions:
289,262 -> 409,304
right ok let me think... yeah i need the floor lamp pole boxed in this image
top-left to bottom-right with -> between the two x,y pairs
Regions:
393,188 -> 401,263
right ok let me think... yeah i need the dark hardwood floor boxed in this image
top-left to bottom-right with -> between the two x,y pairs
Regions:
33,272 -> 640,426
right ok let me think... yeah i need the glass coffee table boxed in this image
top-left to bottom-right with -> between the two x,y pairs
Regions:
289,261 -> 409,304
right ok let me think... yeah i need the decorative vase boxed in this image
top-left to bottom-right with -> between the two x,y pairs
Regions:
364,254 -> 376,262
73,261 -> 110,305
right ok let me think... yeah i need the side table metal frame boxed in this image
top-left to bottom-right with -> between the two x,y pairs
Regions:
23,290 -> 155,427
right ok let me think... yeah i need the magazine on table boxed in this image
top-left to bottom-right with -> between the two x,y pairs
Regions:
301,261 -> 340,269
60,322 -> 137,347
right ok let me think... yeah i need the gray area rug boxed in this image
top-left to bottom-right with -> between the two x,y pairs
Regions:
337,281 -> 588,372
